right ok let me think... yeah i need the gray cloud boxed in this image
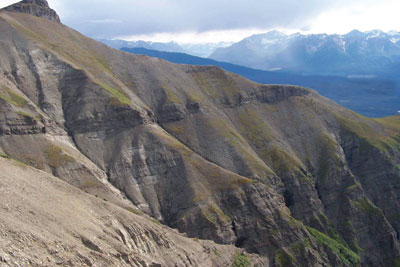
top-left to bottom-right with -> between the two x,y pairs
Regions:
47,0 -> 353,38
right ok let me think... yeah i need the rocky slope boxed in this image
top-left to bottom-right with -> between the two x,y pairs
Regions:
0,157 -> 262,266
0,1 -> 400,266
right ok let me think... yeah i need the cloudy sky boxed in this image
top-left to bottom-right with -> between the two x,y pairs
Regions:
1,0 -> 399,43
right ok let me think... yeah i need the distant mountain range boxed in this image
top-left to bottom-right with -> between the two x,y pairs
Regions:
98,39 -> 186,53
102,30 -> 400,78
122,47 -> 400,118
209,30 -> 400,77
179,42 -> 233,57
98,39 -> 232,57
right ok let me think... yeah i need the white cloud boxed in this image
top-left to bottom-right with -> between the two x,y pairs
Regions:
49,0 -> 346,39
88,19 -> 122,24
118,28 -> 271,44
1,0 -> 399,43
308,0 -> 400,34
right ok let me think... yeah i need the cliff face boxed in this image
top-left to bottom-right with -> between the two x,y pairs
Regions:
0,3 -> 399,267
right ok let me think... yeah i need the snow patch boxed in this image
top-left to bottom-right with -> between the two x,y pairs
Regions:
390,38 -> 400,44
261,38 -> 278,45
340,38 -> 347,53
366,30 -> 384,40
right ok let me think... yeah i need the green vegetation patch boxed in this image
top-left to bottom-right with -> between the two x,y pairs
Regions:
151,218 -> 161,225
376,115 -> 400,133
96,81 -> 132,106
354,197 -> 381,217
214,248 -> 220,256
346,181 -> 361,190
231,253 -> 251,267
124,206 -> 143,215
307,226 -> 360,266
327,226 -> 342,243
393,257 -> 400,267
201,203 -> 231,224
17,110 -> 42,123
162,84 -> 184,104
45,145 -> 75,168
288,216 -> 304,229
0,86 -> 27,107
275,249 -> 294,267
0,152 -> 10,159
266,144 -> 304,174
163,122 -> 185,135
94,56 -> 113,75
336,112 -> 400,153
17,110 -> 35,120
290,239 -> 311,257
185,89 -> 204,103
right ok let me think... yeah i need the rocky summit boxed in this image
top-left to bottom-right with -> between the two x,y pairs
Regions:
0,1 -> 399,266
3,0 -> 60,22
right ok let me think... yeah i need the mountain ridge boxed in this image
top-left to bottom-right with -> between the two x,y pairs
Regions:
99,38 -> 233,57
209,29 -> 400,77
0,3 -> 400,266
122,47 -> 400,118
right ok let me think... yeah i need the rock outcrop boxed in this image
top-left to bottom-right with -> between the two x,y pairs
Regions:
0,2 -> 399,266
2,0 -> 60,22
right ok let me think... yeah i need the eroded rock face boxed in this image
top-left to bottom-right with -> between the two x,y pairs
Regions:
3,0 -> 60,22
0,6 -> 399,266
